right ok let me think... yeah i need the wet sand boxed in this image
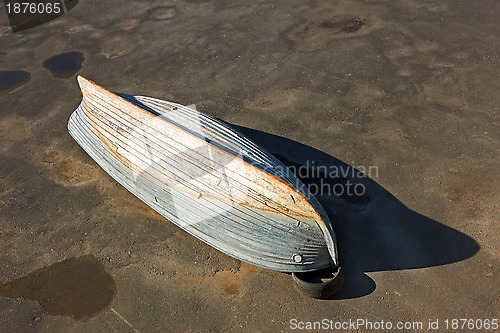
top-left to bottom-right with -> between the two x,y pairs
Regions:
0,0 -> 499,332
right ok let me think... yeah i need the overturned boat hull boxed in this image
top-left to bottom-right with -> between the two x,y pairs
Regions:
68,76 -> 338,273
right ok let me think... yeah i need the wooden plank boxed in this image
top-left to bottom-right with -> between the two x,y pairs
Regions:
68,76 -> 338,272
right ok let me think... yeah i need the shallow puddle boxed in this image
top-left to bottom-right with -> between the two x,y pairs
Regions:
42,51 -> 85,78
0,70 -> 31,95
0,255 -> 116,319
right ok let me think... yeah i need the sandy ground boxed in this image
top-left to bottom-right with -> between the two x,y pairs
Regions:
0,0 -> 499,332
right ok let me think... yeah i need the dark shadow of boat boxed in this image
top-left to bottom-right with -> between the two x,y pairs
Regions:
229,123 -> 480,299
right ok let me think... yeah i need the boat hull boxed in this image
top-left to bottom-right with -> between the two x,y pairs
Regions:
68,76 -> 338,272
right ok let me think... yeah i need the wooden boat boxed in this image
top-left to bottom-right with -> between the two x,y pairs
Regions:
68,77 -> 340,277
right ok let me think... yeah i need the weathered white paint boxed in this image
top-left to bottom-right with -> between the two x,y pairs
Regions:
68,76 -> 338,272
